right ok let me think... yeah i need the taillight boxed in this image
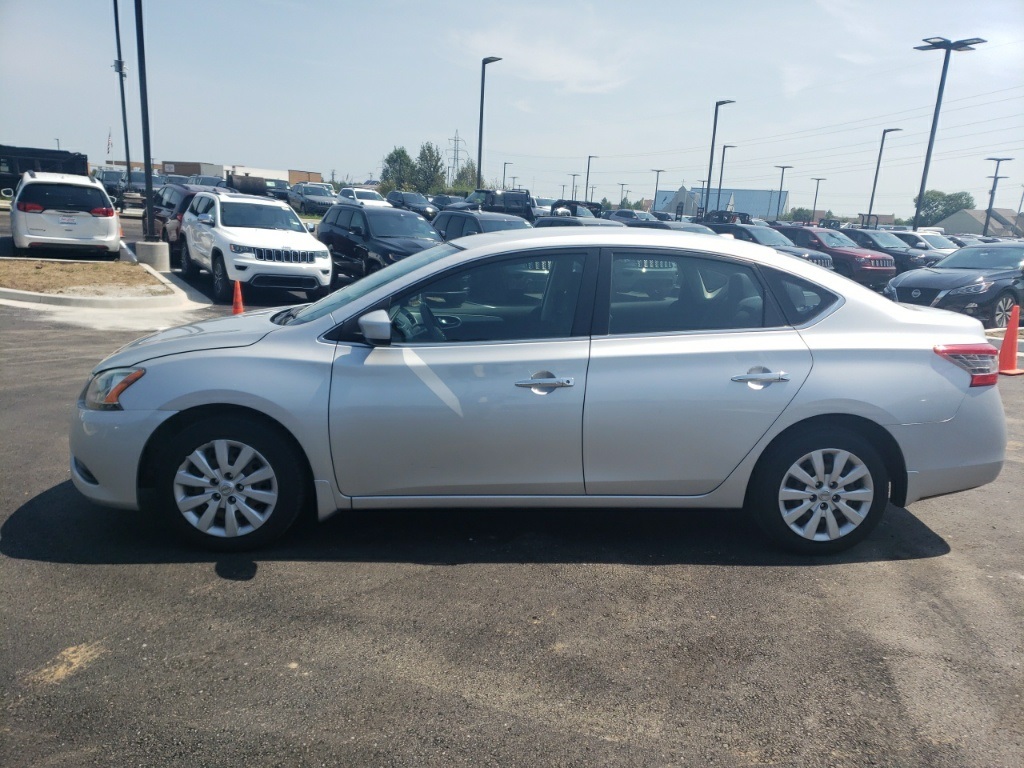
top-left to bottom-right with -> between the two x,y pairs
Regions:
90,207 -> 115,217
17,201 -> 43,213
175,213 -> 183,222
934,344 -> 999,387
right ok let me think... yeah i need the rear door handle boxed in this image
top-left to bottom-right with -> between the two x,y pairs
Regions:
731,371 -> 790,383
515,377 -> 574,388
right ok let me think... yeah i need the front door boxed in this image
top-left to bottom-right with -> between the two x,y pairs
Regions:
329,249 -> 594,498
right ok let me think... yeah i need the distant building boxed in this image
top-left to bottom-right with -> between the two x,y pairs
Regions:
289,169 -> 324,184
658,186 -> 789,218
935,208 -> 1023,237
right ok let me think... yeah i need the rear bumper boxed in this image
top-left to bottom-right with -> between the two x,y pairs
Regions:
13,231 -> 119,253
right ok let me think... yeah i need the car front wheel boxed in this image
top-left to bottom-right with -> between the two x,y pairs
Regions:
748,427 -> 888,554
153,416 -> 306,550
989,292 -> 1017,329
180,238 -> 199,280
211,255 -> 232,303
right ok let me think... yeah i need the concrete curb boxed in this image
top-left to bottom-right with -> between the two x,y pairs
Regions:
0,256 -> 197,309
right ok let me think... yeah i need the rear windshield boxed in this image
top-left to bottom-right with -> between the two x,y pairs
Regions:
355,189 -> 384,201
818,230 -> 857,248
220,202 -> 305,231
481,218 -> 532,233
19,183 -> 109,211
369,210 -> 442,239
922,233 -> 956,249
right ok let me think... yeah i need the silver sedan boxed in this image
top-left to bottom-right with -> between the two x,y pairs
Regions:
70,229 -> 1006,554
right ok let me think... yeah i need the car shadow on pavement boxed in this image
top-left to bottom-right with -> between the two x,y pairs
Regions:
1,481 -> 950,577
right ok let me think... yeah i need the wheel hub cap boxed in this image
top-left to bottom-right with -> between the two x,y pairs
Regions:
777,448 -> 874,542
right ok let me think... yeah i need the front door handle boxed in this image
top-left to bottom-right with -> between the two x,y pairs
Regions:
731,371 -> 789,383
515,377 -> 574,389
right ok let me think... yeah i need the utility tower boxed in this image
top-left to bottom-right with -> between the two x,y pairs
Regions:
447,130 -> 466,186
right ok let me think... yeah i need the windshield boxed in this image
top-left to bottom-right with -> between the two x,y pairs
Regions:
934,246 -> 1024,270
922,233 -> 957,249
747,227 -> 795,247
221,202 -> 305,231
369,210 -> 442,239
818,230 -> 858,248
535,197 -> 556,207
308,186 -> 334,197
401,192 -> 429,205
99,171 -> 120,182
481,218 -> 531,233
465,191 -> 487,204
866,231 -> 910,248
266,179 -> 288,189
290,243 -> 463,324
355,189 -> 384,201
633,211 -> 658,221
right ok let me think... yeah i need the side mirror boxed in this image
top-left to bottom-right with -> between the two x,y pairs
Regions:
358,309 -> 393,345
305,223 -> 315,233
198,213 -> 214,226
351,226 -> 365,238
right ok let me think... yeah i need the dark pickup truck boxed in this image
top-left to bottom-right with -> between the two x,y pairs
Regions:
446,188 -> 535,222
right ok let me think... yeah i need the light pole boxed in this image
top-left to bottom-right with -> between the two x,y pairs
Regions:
651,169 -> 664,215
584,155 -> 598,201
476,56 -> 502,189
618,182 -> 626,207
912,36 -> 986,231
560,184 -> 566,198
55,138 -> 61,150
983,157 -> 1013,236
133,0 -> 157,242
811,177 -> 826,224
1017,184 -> 1024,217
703,99 -> 734,216
570,173 -> 580,200
774,165 -> 792,219
590,185 -> 596,201
510,176 -> 517,189
502,162 -> 512,189
112,0 -> 131,202
867,128 -> 901,224
715,146 -> 734,211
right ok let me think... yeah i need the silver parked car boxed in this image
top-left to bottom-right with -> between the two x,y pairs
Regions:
70,229 -> 1006,553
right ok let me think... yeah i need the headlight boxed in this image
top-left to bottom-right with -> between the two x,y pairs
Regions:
854,256 -> 869,263
315,250 -> 329,260
230,244 -> 253,254
949,281 -> 993,295
82,368 -> 145,410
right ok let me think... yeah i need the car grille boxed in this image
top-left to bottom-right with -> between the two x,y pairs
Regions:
894,287 -> 940,305
808,254 -> 832,268
251,248 -> 316,263
870,257 -> 894,268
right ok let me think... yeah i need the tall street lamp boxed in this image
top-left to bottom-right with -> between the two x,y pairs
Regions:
715,145 -> 734,211
502,161 -> 512,189
912,36 -> 986,231
133,0 -> 157,242
868,128 -> 901,223
983,157 -> 1013,236
618,182 -> 627,206
775,165 -> 792,219
55,138 -> 61,150
510,176 -> 518,189
651,169 -> 665,214
570,173 -> 580,199
112,0 -> 131,206
476,56 -> 502,189
584,155 -> 598,202
811,177 -> 826,224
703,99 -> 734,215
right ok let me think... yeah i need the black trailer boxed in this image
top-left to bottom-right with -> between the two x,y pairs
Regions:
0,144 -> 89,191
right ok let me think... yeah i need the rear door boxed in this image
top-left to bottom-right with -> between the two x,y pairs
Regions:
18,182 -> 113,240
583,247 -> 812,496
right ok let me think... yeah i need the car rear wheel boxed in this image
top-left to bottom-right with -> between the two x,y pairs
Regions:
211,255 -> 232,303
152,416 -> 306,551
989,292 -> 1017,329
180,238 -> 199,280
748,427 -> 888,554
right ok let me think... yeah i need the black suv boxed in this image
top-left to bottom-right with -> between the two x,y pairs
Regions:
841,228 -> 937,273
385,191 -> 438,220
143,183 -> 218,259
432,210 -> 532,241
447,189 -> 535,222
706,223 -> 834,270
317,203 -> 442,279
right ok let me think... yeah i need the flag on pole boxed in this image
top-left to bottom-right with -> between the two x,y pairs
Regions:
107,128 -> 113,157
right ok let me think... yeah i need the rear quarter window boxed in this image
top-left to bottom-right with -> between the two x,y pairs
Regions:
761,268 -> 839,326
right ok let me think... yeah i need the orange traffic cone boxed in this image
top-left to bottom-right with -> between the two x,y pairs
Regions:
232,280 -> 244,315
998,304 -> 1024,376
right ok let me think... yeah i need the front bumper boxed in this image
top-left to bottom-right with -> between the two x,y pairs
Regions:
225,253 -> 332,288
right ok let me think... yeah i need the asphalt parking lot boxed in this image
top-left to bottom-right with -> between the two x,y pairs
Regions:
1,223 -> 1022,766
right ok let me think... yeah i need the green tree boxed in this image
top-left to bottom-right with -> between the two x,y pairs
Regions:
452,159 -> 477,191
786,207 -> 813,222
599,197 -> 611,209
412,142 -> 446,194
912,190 -> 975,227
380,147 -> 414,194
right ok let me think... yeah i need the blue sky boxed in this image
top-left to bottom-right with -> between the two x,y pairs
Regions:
2,0 -> 1022,217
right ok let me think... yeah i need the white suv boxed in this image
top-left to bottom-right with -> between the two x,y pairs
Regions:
337,187 -> 391,207
179,191 -> 331,302
4,172 -> 120,256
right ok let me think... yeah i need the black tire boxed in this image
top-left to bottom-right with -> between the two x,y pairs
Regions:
180,238 -> 199,280
211,255 -> 232,303
747,427 -> 889,555
988,292 -> 1017,330
299,202 -> 307,215
151,415 -> 306,551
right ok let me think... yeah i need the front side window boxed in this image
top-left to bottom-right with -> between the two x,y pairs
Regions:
608,251 -> 766,334
389,251 -> 587,343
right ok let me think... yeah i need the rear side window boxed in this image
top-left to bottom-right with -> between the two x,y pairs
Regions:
445,216 -> 466,239
322,207 -> 340,225
19,183 -> 109,212
761,268 -> 839,326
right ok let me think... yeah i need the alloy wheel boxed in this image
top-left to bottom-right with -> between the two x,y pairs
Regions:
992,294 -> 1016,329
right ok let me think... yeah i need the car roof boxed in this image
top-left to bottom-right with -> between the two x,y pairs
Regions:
202,191 -> 286,206
444,210 -> 522,221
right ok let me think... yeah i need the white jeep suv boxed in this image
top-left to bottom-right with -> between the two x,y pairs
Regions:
179,191 -> 332,302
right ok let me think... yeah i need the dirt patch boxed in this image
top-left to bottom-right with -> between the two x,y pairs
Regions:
0,258 -> 172,296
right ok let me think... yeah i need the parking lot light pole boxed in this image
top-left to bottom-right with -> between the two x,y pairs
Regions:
912,36 -> 986,231
983,157 -> 1012,236
775,165 -> 792,219
55,138 -> 60,150
502,162 -> 512,189
811,178 -> 826,224
868,128 -> 901,223
618,183 -> 626,206
133,0 -> 156,242
570,173 -> 580,199
584,156 -> 598,202
651,169 -> 664,214
476,56 -> 502,189
112,0 -> 131,204
704,99 -> 734,215
715,147 -> 734,211
510,176 -> 517,190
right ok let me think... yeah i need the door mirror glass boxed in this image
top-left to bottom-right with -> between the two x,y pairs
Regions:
198,213 -> 214,226
358,309 -> 393,345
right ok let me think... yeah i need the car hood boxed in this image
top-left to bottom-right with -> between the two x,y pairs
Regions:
94,309 -> 281,369
827,245 -> 889,258
221,227 -> 323,249
774,245 -> 825,259
890,266 -> 1015,289
371,236 -> 441,256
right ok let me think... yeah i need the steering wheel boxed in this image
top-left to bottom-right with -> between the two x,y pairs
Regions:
419,301 -> 447,342
393,308 -> 419,341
